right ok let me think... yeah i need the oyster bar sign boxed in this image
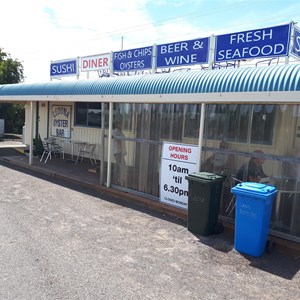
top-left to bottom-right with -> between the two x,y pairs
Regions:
51,105 -> 71,138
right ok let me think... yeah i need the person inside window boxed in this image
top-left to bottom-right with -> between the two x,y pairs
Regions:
203,141 -> 234,175
236,150 -> 268,183
113,119 -> 127,185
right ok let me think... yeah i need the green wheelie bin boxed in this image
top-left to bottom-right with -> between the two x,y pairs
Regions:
186,172 -> 226,235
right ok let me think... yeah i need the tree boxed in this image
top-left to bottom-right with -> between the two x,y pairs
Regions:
0,48 -> 24,84
0,48 -> 25,134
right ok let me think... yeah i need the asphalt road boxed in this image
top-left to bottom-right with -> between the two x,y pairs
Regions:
1,162 -> 300,299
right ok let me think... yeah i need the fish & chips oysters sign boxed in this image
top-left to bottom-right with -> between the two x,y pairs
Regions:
215,23 -> 291,62
113,46 -> 153,72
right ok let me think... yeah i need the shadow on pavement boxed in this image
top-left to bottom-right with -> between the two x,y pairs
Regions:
193,231 -> 234,253
0,148 -> 24,156
190,228 -> 300,280
247,251 -> 300,280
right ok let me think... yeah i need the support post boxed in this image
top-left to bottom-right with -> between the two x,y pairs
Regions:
106,102 -> 113,187
29,101 -> 34,165
197,103 -> 206,172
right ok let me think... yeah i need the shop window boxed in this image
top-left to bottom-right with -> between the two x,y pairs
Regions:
250,104 -> 275,144
75,102 -> 101,128
228,105 -> 250,142
161,104 -> 184,140
113,103 -> 132,131
206,104 -> 276,145
184,104 -> 201,138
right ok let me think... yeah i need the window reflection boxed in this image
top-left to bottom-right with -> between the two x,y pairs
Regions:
75,102 -> 101,128
206,104 -> 276,145
184,104 -> 201,138
251,104 -> 275,144
113,103 -> 132,131
87,103 -> 101,127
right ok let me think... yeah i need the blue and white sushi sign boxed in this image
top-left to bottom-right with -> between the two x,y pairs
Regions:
160,142 -> 198,210
50,58 -> 78,78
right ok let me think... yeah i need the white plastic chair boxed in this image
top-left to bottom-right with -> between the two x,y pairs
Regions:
75,144 -> 97,165
51,139 -> 64,159
40,140 -> 52,163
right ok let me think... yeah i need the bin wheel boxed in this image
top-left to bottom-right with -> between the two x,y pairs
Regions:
214,222 -> 224,234
266,240 -> 275,253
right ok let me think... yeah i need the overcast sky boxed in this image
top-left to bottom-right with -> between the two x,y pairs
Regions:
2,0 -> 300,83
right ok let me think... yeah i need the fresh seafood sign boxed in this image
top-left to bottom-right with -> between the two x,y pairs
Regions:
215,23 -> 291,62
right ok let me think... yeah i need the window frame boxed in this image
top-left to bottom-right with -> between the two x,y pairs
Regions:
205,104 -> 276,145
74,102 -> 102,128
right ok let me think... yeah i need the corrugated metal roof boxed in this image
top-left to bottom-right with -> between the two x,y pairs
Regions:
1,64 -> 300,96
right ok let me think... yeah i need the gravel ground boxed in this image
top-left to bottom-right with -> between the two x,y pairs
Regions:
0,162 -> 300,300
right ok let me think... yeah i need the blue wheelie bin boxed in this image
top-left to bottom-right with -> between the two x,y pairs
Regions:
231,182 -> 277,257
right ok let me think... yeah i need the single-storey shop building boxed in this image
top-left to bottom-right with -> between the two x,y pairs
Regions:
0,63 -> 300,244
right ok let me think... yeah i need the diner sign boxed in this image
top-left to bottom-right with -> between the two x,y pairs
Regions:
50,58 -> 78,78
81,53 -> 111,72
113,46 -> 153,72
160,142 -> 198,210
215,23 -> 291,62
156,37 -> 209,68
291,25 -> 300,59
51,105 -> 71,138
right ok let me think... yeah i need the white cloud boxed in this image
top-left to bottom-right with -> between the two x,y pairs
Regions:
1,0 -> 155,82
2,0 -> 300,83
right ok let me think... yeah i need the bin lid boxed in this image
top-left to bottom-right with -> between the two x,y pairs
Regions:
186,172 -> 225,182
231,182 -> 277,197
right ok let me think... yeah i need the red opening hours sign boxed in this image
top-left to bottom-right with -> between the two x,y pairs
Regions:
160,142 -> 199,210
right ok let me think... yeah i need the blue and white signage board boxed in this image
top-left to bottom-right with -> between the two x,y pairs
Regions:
81,53 -> 111,72
157,37 -> 209,68
50,58 -> 78,78
291,25 -> 300,59
51,105 -> 71,138
215,23 -> 291,62
113,46 -> 152,72
160,142 -> 198,210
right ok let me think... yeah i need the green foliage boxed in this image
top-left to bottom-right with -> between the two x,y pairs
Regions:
33,135 -> 44,157
0,48 -> 24,84
0,103 -> 25,133
0,48 -> 25,133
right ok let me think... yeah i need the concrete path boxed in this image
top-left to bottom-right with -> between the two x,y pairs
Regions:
0,162 -> 300,299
